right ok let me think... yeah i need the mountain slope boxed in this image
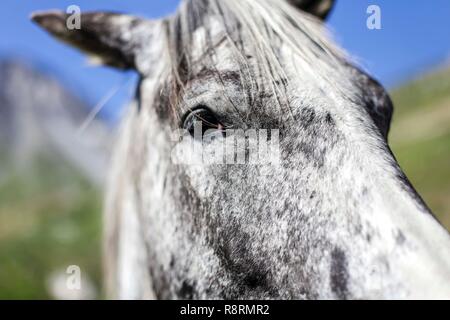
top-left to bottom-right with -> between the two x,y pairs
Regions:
390,66 -> 450,229
0,60 -> 113,185
0,60 -> 107,299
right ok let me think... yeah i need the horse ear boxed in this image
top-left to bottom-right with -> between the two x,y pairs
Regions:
287,0 -> 335,20
31,11 -> 153,70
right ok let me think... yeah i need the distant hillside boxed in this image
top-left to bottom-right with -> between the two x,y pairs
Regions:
389,65 -> 450,229
0,60 -> 113,185
0,148 -> 102,299
0,60 -> 107,299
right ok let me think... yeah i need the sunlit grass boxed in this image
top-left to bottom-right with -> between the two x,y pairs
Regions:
390,67 -> 450,229
0,153 -> 102,299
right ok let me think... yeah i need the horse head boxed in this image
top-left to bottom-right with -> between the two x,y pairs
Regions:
32,0 -> 450,299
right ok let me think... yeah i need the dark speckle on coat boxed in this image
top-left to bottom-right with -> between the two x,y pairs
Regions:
330,247 -> 349,299
395,230 -> 406,245
178,280 -> 195,299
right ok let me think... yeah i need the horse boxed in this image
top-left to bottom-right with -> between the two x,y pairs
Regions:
32,0 -> 450,299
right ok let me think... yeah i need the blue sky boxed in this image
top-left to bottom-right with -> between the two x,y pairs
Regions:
1,0 -> 449,121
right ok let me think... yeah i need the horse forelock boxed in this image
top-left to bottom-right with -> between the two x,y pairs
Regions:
159,0 -> 354,123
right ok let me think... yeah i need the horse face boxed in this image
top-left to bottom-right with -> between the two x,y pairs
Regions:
135,12 -> 397,299
33,0 -> 450,300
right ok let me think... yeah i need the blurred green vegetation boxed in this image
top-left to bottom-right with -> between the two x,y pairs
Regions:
390,67 -> 450,229
0,151 -> 102,299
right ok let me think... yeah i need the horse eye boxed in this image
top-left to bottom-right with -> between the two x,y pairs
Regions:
183,106 -> 223,138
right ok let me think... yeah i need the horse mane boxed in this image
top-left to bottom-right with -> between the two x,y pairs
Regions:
163,0 -> 350,118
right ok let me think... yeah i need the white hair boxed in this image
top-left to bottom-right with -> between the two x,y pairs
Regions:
164,0 -> 351,116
